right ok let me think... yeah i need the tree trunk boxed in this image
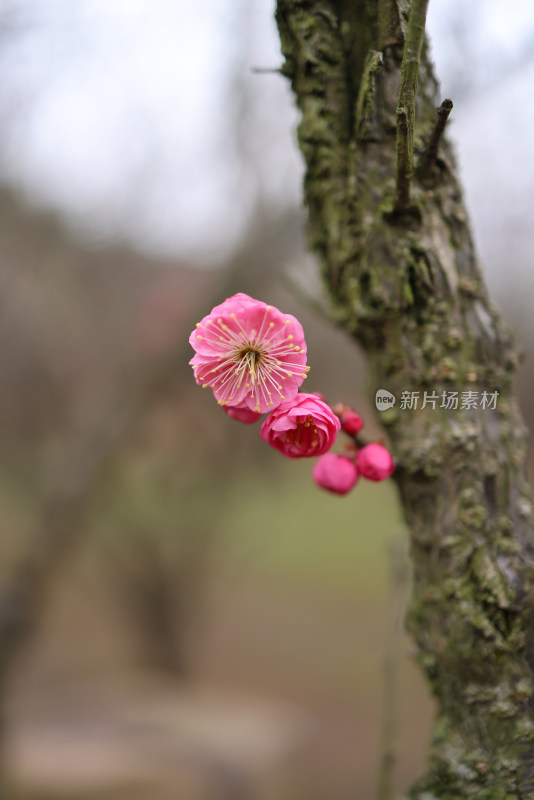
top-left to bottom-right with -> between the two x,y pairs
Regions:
275,1 -> 534,796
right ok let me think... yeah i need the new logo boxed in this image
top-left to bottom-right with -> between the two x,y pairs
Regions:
375,389 -> 396,411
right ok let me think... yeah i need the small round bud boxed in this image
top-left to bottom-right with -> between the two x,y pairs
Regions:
339,408 -> 364,437
312,453 -> 359,495
357,443 -> 395,482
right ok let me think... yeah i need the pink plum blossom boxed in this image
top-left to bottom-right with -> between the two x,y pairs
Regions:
189,293 -> 309,414
260,393 -> 340,458
357,443 -> 395,481
312,453 -> 359,495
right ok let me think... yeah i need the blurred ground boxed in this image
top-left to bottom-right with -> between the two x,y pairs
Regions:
4,460 -> 434,799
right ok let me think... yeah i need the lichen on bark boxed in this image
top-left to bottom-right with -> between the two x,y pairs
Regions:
275,0 -> 534,796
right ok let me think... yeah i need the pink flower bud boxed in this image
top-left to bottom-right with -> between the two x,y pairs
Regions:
260,393 -> 340,458
223,403 -> 263,424
339,408 -> 364,437
357,443 -> 395,482
312,453 -> 358,495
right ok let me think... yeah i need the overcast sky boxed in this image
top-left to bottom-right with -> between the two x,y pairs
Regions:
0,0 -> 532,277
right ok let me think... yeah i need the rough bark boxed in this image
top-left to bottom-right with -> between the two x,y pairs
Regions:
275,1 -> 534,796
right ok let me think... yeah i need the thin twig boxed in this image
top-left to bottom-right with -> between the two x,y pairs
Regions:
395,107 -> 411,211
251,66 -> 282,74
417,98 -> 453,181
375,537 -> 409,800
394,0 -> 430,214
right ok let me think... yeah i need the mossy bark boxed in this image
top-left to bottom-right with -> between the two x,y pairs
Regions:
275,1 -> 534,796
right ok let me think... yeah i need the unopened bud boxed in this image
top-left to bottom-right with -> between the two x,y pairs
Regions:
339,408 -> 364,437
312,453 -> 359,495
357,443 -> 395,482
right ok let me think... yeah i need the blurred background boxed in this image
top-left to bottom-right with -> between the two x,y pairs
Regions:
1,1 -> 533,798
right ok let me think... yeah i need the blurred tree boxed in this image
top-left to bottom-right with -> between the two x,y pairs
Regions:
275,0 -> 534,797
97,456 -> 214,677
0,188 -> 305,774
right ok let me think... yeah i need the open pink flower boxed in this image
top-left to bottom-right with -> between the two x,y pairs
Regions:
312,453 -> 359,495
189,293 -> 309,414
357,443 -> 395,481
260,393 -> 340,458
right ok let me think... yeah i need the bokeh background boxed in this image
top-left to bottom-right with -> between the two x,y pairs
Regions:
1,1 -> 534,798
